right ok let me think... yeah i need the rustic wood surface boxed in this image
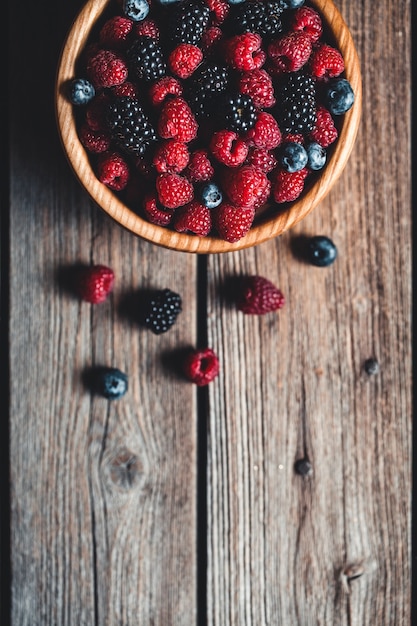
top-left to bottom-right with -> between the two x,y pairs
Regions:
6,0 -> 411,625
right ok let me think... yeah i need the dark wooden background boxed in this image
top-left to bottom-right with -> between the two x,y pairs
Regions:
5,0 -> 411,624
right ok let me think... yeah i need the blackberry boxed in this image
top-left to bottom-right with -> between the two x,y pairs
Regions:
127,37 -> 166,82
275,73 -> 316,134
185,63 -> 230,120
219,93 -> 257,133
169,0 -> 210,45
225,0 -> 284,38
107,96 -> 157,157
141,288 -> 182,334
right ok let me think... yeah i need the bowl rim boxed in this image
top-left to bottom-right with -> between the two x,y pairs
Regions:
55,0 -> 362,253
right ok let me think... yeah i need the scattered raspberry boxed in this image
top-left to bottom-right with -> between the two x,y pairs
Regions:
185,150 -> 214,182
246,147 -> 277,173
85,92 -> 111,131
158,97 -> 199,143
79,123 -> 111,153
210,130 -> 249,167
273,167 -> 308,203
290,6 -> 323,43
205,0 -> 229,24
99,16 -> 133,49
87,49 -> 128,88
222,165 -> 270,209
75,265 -> 115,304
169,44 -> 203,79
135,18 -> 160,40
183,348 -> 220,386
268,32 -> 312,73
201,26 -> 223,53
245,112 -> 281,150
213,202 -> 255,242
153,140 -> 190,173
174,201 -> 212,236
309,106 -> 338,147
237,275 -> 285,315
143,194 -> 175,225
97,152 -> 130,191
112,81 -> 138,98
310,43 -> 345,79
156,173 -> 194,209
224,33 -> 266,71
239,69 -> 275,109
149,76 -> 183,106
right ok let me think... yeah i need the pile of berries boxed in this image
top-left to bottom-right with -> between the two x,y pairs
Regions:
69,0 -> 354,242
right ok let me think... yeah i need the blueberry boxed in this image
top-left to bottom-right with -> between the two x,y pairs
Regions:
69,78 -> 95,106
123,0 -> 150,21
325,78 -> 355,116
201,182 -> 223,208
155,0 -> 182,4
280,0 -> 305,7
227,0 -> 247,4
279,142 -> 308,173
92,367 -> 128,399
306,142 -> 327,171
305,236 -> 337,267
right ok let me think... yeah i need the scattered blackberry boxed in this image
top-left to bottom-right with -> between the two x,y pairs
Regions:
107,96 -> 157,156
141,288 -> 182,334
185,63 -> 230,119
274,73 -> 316,134
219,93 -> 257,133
127,36 -> 166,82
169,0 -> 211,45
225,0 -> 284,38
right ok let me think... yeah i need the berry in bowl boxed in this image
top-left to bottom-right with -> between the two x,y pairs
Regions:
55,0 -> 361,253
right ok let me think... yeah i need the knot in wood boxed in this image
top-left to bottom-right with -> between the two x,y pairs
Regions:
108,448 -> 141,491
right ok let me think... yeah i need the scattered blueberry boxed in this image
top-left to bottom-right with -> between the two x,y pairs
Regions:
91,367 -> 128,399
325,78 -> 355,116
155,0 -> 182,4
123,0 -> 150,21
226,0 -> 247,4
201,182 -> 223,208
294,458 -> 313,476
69,78 -> 95,106
279,142 -> 308,173
281,0 -> 305,7
306,142 -> 326,171
305,235 -> 338,267
364,358 -> 380,376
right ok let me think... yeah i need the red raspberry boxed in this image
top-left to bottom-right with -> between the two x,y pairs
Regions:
205,0 -> 229,23
183,347 -> 220,386
185,150 -> 214,182
99,16 -> 133,49
222,165 -> 270,209
173,201 -> 212,236
224,33 -> 266,71
246,147 -> 277,174
85,92 -> 110,131
238,69 -> 275,109
158,97 -> 198,143
156,173 -> 194,209
79,123 -> 111,153
153,140 -> 190,173
135,19 -> 160,40
210,130 -> 249,167
245,112 -> 281,150
282,132 -> 304,144
169,44 -> 203,79
237,275 -> 285,315
201,26 -> 223,53
268,32 -> 312,73
272,167 -> 308,203
112,81 -> 138,98
87,49 -> 128,88
143,194 -> 175,226
214,202 -> 255,242
290,6 -> 323,43
97,152 -> 130,191
309,106 -> 338,147
310,44 -> 345,79
76,265 -> 115,304
149,76 -> 182,106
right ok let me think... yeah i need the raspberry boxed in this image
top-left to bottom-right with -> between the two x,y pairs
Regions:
149,76 -> 183,106
156,173 -> 194,209
135,18 -> 160,40
282,132 -> 304,144
185,150 -> 214,181
99,16 -> 133,49
246,147 -> 277,173
88,367 -> 128,399
97,152 -> 130,190
85,92 -> 111,131
309,106 -> 338,147
272,167 -> 308,203
87,49 -> 128,88
245,112 -> 281,150
205,0 -> 229,24
237,275 -> 284,314
112,81 -> 138,98
268,32 -> 312,73
75,264 -> 115,304
201,26 -> 223,53
158,97 -> 198,143
153,140 -> 190,173
143,194 -> 175,225
210,130 -> 248,167
183,348 -> 220,385
222,165 -> 270,209
79,123 -> 111,153
141,289 -> 182,334
290,6 -> 323,43
310,43 -> 344,79
238,69 -> 275,109
213,202 -> 255,242
224,33 -> 266,71
169,44 -> 203,79
173,201 -> 212,236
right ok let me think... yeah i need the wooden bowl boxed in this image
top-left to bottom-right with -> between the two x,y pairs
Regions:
55,0 -> 362,253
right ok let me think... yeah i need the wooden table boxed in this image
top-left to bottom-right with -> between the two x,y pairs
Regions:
6,0 -> 411,623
